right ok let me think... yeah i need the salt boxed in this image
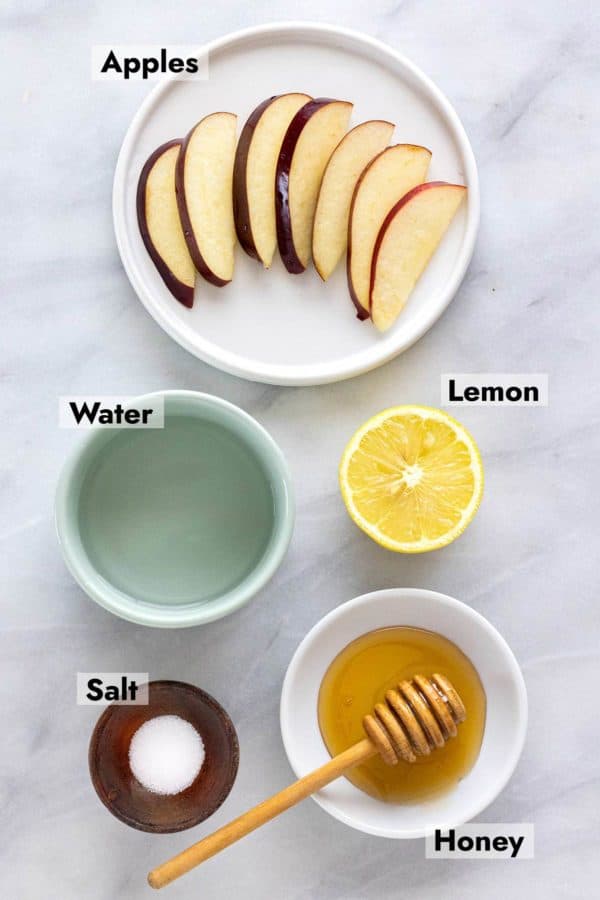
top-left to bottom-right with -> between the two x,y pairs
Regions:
128,715 -> 205,795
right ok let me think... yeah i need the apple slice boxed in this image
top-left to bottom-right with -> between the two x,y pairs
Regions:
276,99 -> 352,273
347,144 -> 432,318
370,182 -> 467,332
312,120 -> 394,280
176,112 -> 237,287
137,140 -> 196,308
233,93 -> 312,267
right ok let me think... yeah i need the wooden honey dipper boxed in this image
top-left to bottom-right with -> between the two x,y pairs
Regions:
148,673 -> 465,889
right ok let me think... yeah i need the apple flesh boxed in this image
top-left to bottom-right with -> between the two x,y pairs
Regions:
276,99 -> 353,273
176,112 -> 237,286
233,93 -> 312,267
347,144 -> 432,318
137,140 -> 196,308
312,120 -> 394,281
370,182 -> 467,332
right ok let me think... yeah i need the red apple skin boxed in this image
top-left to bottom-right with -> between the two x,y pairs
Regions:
137,139 -> 194,309
368,181 -> 461,307
346,144 -> 431,321
233,95 -> 279,262
175,114 -> 231,288
275,98 -> 341,275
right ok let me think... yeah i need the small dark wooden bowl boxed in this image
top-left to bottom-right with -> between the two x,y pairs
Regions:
89,680 -> 239,833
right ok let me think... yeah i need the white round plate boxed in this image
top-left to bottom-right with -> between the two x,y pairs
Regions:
280,589 -> 527,838
114,23 -> 479,385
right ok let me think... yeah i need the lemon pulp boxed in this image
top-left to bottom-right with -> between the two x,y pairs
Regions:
339,406 -> 483,552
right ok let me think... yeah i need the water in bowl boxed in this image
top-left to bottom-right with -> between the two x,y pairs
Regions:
77,415 -> 275,606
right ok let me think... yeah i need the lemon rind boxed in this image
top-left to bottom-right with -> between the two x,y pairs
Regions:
339,405 -> 484,554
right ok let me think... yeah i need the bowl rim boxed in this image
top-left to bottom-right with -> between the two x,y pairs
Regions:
280,588 -> 528,838
55,389 -> 295,627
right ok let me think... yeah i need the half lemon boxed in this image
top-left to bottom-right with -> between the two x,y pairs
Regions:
339,406 -> 483,553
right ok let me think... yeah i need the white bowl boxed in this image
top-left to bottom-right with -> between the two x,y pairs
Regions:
280,588 -> 527,839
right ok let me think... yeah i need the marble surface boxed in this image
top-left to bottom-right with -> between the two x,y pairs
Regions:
1,1 -> 599,897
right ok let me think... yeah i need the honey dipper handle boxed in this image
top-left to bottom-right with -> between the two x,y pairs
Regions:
148,737 -> 375,889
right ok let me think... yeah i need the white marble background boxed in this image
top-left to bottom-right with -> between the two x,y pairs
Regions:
1,1 -> 599,898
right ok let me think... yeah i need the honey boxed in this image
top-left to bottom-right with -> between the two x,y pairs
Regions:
318,627 -> 486,803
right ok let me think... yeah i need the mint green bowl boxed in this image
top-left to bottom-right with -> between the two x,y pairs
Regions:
55,391 -> 294,628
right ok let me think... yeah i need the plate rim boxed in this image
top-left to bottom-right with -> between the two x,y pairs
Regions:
113,21 -> 480,386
